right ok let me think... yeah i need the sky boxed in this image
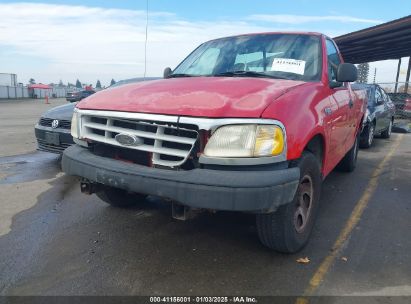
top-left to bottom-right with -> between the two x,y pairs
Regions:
0,0 -> 410,87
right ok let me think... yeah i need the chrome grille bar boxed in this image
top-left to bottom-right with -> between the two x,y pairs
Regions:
82,121 -> 196,145
81,114 -> 198,167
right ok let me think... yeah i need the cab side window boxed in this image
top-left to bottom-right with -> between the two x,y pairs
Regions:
326,39 -> 341,84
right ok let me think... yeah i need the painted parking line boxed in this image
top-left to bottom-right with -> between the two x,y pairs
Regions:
296,134 -> 404,304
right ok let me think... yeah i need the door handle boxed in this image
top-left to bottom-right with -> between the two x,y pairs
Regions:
349,99 -> 354,109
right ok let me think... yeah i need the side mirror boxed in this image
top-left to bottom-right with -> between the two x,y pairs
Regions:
376,97 -> 384,105
336,63 -> 357,82
163,67 -> 172,79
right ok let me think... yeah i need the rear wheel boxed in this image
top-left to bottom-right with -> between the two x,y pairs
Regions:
256,152 -> 322,253
381,119 -> 392,139
96,186 -> 146,208
360,123 -> 374,149
337,135 -> 359,172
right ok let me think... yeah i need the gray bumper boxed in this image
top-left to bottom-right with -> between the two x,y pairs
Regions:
62,145 -> 300,213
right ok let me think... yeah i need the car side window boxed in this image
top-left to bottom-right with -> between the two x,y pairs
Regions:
325,39 -> 341,83
375,88 -> 383,104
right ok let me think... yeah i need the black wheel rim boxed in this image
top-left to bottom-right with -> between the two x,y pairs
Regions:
294,175 -> 314,233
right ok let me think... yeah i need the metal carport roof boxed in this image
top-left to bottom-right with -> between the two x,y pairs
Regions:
333,15 -> 411,64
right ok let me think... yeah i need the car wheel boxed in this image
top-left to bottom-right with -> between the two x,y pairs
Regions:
381,119 -> 392,139
96,185 -> 147,208
337,135 -> 359,172
256,152 -> 322,253
360,123 -> 374,149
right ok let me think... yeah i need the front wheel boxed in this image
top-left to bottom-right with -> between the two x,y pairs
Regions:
96,186 -> 147,208
381,120 -> 392,139
256,152 -> 322,253
360,123 -> 374,149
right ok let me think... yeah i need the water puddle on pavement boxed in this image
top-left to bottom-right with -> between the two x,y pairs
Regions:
0,151 -> 60,184
0,151 -> 63,236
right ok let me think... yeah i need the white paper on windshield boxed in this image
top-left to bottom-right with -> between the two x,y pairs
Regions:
271,58 -> 306,75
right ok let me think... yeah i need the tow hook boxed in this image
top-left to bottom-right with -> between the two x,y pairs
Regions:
80,179 -> 97,195
172,202 -> 201,221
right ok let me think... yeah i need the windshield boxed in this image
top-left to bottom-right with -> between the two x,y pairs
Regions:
172,34 -> 322,81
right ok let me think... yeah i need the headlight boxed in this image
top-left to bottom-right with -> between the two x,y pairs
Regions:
71,111 -> 79,139
204,124 -> 284,158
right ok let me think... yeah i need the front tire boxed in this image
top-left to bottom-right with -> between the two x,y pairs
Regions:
360,123 -> 374,149
96,186 -> 146,208
256,152 -> 322,253
381,119 -> 392,139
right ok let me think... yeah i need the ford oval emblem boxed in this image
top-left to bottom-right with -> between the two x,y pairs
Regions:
115,133 -> 143,146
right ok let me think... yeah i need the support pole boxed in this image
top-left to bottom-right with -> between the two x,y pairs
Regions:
394,58 -> 401,93
405,56 -> 411,93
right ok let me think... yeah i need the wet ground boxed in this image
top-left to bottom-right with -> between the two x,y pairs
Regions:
0,100 -> 410,299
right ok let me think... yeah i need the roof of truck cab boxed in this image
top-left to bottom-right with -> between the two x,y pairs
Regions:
206,31 -> 323,42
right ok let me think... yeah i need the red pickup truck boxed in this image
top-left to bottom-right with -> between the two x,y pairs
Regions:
63,32 -> 364,253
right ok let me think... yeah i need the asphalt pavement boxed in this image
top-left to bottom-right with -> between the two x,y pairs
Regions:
0,100 -> 410,300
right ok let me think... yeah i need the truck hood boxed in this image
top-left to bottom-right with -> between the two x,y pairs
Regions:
77,77 -> 305,118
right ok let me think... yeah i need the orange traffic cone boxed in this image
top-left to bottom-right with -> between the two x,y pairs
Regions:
45,95 -> 49,104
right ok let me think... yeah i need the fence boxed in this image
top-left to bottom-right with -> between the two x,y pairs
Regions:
0,85 -> 70,99
374,82 -> 411,121
375,82 -> 410,94
0,86 -> 29,99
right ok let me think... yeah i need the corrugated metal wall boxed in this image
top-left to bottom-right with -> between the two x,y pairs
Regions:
0,86 -> 69,99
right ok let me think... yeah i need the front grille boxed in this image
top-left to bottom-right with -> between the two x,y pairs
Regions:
39,118 -> 71,129
81,114 -> 199,168
37,139 -> 72,154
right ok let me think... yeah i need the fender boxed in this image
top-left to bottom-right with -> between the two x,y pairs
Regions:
261,82 -> 333,177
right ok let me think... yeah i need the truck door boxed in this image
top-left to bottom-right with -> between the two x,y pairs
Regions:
325,39 -> 354,163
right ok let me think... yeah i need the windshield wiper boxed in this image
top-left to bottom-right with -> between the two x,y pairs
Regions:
214,71 -> 289,79
168,73 -> 196,78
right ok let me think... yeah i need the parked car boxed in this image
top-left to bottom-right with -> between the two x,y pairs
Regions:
66,90 -> 95,102
108,77 -> 160,89
387,92 -> 411,119
35,103 -> 76,154
62,32 -> 364,253
352,84 -> 395,148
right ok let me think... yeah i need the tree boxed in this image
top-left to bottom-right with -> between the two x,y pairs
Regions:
29,78 -> 35,84
110,78 -> 116,86
96,80 -> 102,89
75,79 -> 82,88
58,79 -> 64,87
357,63 -> 370,83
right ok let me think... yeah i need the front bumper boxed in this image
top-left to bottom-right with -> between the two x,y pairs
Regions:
62,145 -> 300,213
35,125 -> 74,154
